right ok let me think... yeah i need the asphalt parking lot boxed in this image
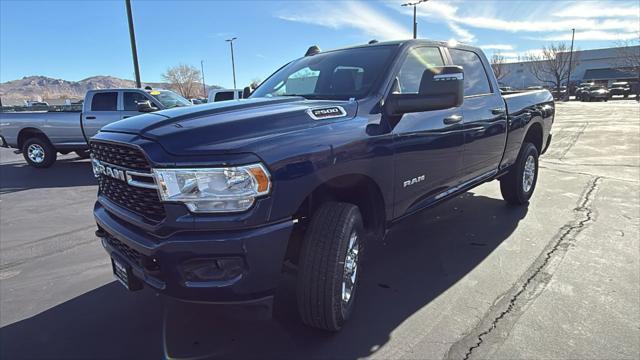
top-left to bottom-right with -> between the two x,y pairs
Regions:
1,100 -> 638,359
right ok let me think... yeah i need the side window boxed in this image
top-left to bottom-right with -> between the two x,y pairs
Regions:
91,92 -> 117,111
123,92 -> 150,111
214,91 -> 235,102
395,47 -> 444,94
449,49 -> 492,96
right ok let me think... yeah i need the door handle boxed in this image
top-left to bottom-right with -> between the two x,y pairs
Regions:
122,116 -> 132,119
85,116 -> 96,120
443,114 -> 463,125
491,108 -> 506,115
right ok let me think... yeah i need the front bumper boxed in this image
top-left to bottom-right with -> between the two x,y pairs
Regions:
94,201 -> 294,303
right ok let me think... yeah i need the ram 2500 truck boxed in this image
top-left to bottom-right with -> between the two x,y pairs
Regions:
0,88 -> 191,167
90,40 -> 553,331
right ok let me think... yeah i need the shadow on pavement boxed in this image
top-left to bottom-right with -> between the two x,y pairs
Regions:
0,190 -> 528,359
0,157 -> 96,194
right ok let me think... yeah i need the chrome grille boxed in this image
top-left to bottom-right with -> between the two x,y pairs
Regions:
90,141 -> 150,170
91,140 -> 166,222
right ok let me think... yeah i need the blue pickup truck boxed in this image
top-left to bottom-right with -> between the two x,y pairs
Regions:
90,40 -> 553,331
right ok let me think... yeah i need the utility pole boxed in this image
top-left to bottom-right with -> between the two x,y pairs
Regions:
226,37 -> 237,90
565,28 -> 575,101
125,0 -> 141,88
200,60 -> 206,98
401,0 -> 428,39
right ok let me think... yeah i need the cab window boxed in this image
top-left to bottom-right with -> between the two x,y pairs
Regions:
123,92 -> 151,111
449,48 -> 492,96
91,92 -> 117,111
395,47 -> 444,94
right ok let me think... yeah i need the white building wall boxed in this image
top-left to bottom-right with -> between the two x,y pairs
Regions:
497,46 -> 639,89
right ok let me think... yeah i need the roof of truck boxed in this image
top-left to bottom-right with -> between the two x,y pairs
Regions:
315,39 -> 476,55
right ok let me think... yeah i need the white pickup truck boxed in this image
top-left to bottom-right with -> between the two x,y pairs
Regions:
0,88 -> 191,167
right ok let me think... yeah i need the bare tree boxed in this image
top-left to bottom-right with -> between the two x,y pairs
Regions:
613,37 -> 640,71
161,64 -> 202,99
613,38 -> 640,99
524,43 -> 578,97
490,53 -> 510,82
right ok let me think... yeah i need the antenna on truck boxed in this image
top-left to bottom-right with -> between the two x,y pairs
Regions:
305,45 -> 321,56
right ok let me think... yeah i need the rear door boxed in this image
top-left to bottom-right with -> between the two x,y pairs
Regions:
392,46 -> 465,216
448,48 -> 507,183
82,91 -> 120,138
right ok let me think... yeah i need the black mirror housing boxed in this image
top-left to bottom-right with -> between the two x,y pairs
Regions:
386,66 -> 464,116
137,101 -> 159,113
242,86 -> 252,99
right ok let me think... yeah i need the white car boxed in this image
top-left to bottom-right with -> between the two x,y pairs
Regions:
207,89 -> 242,102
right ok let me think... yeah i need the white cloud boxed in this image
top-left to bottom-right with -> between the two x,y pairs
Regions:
277,1 -> 411,41
480,44 -> 514,51
536,30 -> 640,42
553,3 -> 640,18
448,22 -> 475,43
390,0 -> 640,42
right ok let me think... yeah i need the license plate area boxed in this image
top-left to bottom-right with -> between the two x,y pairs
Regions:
111,256 -> 142,291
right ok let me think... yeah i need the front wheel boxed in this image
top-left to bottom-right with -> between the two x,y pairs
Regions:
297,202 -> 364,331
22,137 -> 57,168
500,142 -> 539,205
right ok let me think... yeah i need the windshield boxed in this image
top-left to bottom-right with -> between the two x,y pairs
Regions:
149,90 -> 192,108
251,45 -> 398,100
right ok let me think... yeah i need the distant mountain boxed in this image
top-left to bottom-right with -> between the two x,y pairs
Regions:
0,75 -> 221,105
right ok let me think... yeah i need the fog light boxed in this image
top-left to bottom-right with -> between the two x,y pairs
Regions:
182,257 -> 245,282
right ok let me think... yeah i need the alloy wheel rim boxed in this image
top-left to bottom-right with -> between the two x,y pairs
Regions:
341,231 -> 360,306
27,144 -> 45,163
522,155 -> 536,193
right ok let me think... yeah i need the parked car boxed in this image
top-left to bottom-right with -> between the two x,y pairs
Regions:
90,40 -> 554,331
575,82 -> 595,100
551,86 -> 567,100
608,81 -> 631,98
580,86 -> 610,102
0,88 -> 191,167
208,88 -> 242,102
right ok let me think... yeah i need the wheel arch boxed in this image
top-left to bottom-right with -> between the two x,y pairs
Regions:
523,121 -> 543,154
283,173 -> 387,265
17,127 -> 52,150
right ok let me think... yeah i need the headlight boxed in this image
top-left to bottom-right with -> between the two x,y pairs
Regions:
153,164 -> 271,213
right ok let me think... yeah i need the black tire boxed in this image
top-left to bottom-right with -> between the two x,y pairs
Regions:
75,150 -> 91,159
297,202 -> 364,331
500,142 -> 539,205
22,137 -> 56,168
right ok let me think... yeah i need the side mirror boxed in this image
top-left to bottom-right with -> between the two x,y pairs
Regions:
242,86 -> 252,99
385,66 -> 464,116
137,100 -> 159,113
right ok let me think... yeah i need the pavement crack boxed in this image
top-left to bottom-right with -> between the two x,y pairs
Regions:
446,176 -> 602,360
557,122 -> 589,161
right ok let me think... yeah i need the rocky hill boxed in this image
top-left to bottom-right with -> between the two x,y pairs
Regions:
0,75 -> 219,105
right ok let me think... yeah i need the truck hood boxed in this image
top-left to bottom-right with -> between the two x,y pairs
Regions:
101,97 -> 357,155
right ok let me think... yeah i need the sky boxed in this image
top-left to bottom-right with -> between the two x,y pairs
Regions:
1,0 -> 639,89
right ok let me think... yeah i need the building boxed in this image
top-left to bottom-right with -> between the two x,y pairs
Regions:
499,45 -> 640,89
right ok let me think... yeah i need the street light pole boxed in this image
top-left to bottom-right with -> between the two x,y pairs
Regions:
565,28 -> 576,101
200,60 -> 206,98
226,37 -> 237,90
125,0 -> 141,88
401,0 -> 428,39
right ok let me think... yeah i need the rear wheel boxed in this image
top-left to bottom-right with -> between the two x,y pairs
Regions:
500,142 -> 539,205
22,137 -> 56,168
296,202 -> 364,331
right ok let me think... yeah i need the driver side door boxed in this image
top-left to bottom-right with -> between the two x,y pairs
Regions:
391,46 -> 465,217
